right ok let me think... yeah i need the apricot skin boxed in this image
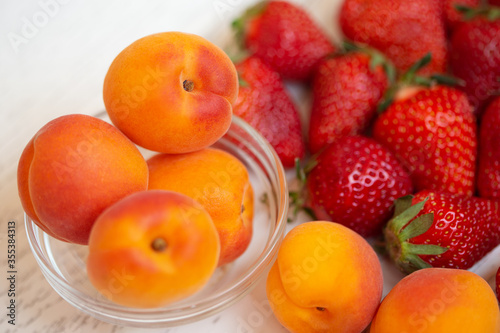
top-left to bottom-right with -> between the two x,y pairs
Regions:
266,221 -> 383,333
86,190 -> 220,308
147,148 -> 254,266
103,31 -> 238,154
17,114 -> 149,245
370,268 -> 500,333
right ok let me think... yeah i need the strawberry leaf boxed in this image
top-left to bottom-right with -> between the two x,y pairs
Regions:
342,40 -> 397,85
384,196 -> 450,274
342,40 -> 359,52
295,157 -> 307,183
430,74 -> 466,87
401,53 -> 432,84
238,76 -> 250,88
404,254 -> 432,271
388,197 -> 429,233
455,4 -> 500,21
403,243 -> 448,256
231,1 -> 269,49
398,213 -> 434,241
377,85 -> 398,113
393,195 -> 414,217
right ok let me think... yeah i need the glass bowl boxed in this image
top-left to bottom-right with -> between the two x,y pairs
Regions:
25,112 -> 288,328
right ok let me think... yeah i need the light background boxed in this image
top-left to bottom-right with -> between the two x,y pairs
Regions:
1,0 -> 499,332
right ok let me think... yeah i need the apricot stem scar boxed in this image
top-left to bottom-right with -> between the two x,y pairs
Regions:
183,80 -> 194,92
151,238 -> 168,252
316,307 -> 326,311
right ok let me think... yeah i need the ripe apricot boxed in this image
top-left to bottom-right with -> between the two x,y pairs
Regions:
86,190 -> 220,308
17,114 -> 148,245
147,147 -> 253,266
103,31 -> 238,153
266,221 -> 383,333
370,268 -> 500,333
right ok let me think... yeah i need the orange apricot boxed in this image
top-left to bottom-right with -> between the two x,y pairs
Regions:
17,114 -> 148,244
103,31 -> 238,153
86,190 -> 220,308
147,147 -> 253,266
266,221 -> 383,333
370,268 -> 500,333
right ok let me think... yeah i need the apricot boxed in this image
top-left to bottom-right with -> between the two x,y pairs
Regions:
103,31 -> 238,153
147,147 -> 253,266
17,114 -> 148,245
86,190 -> 220,308
266,221 -> 383,333
370,268 -> 500,333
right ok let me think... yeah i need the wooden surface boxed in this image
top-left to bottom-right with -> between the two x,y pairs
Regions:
1,0 -> 498,332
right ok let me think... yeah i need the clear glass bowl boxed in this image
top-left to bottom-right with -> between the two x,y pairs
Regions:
25,112 -> 288,328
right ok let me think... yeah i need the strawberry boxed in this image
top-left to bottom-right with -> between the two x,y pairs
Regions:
306,135 -> 413,238
449,5 -> 500,113
308,45 -> 393,154
496,266 -> 500,303
339,0 -> 448,75
384,190 -> 500,273
233,56 -> 305,168
478,97 -> 500,199
441,0 -> 481,31
232,0 -> 335,81
373,83 -> 477,197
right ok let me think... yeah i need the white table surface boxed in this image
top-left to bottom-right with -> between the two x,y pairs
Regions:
1,1 -> 499,332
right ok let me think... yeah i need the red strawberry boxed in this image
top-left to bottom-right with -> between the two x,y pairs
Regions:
496,266 -> 500,302
478,97 -> 500,199
449,7 -> 500,113
384,190 -> 500,273
306,136 -> 413,238
339,0 -> 448,75
490,0 -> 500,6
373,85 -> 477,196
232,1 -> 335,81
441,0 -> 481,31
233,56 -> 305,168
308,46 -> 392,154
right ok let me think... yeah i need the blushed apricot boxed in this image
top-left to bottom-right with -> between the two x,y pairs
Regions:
86,190 -> 220,308
370,268 -> 500,333
147,147 -> 253,266
103,31 -> 238,153
17,114 -> 148,245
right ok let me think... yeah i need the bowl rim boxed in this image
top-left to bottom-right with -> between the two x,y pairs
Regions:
24,113 -> 289,327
